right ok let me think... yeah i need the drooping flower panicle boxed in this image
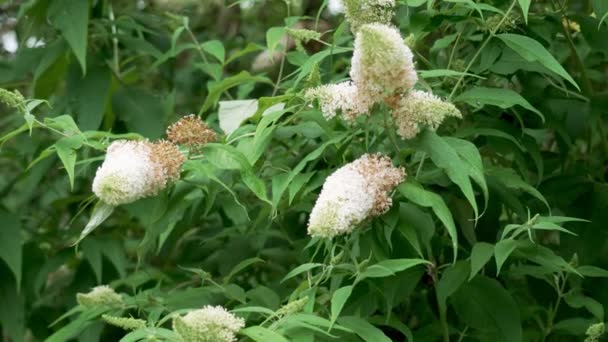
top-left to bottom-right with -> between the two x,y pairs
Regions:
167,114 -> 217,148
76,285 -> 123,308
172,306 -> 245,342
92,140 -> 185,206
304,81 -> 373,121
308,154 -> 405,238
350,23 -> 418,100
391,90 -> 462,139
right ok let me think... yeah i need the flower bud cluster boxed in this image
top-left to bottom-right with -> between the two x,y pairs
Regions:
76,285 -> 123,308
172,306 -> 245,342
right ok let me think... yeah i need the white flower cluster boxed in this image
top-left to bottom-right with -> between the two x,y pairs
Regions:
173,306 -> 245,342
92,140 -> 184,206
304,82 -> 373,120
306,22 -> 417,123
351,23 -> 418,99
392,90 -> 462,139
308,154 -> 405,238
76,285 -> 123,308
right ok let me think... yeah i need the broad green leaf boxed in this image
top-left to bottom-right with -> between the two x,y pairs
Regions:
399,182 -> 459,260
112,87 -> 165,138
437,261 -> 470,316
469,242 -> 494,280
199,71 -> 271,114
338,316 -> 392,342
444,137 -> 489,209
577,265 -> 608,278
266,26 -> 286,53
67,64 -> 110,130
419,69 -> 485,79
240,326 -> 289,342
75,201 -> 115,245
0,282 -> 25,342
218,99 -> 258,135
564,292 -> 604,321
82,239 -> 103,283
330,285 -> 353,325
494,239 -> 521,275
0,210 -> 23,288
414,130 -> 479,221
360,259 -> 429,279
203,143 -> 270,204
451,276 -> 522,342
201,40 -> 225,63
120,328 -> 179,342
48,0 -> 89,73
55,135 -> 83,190
487,167 -> 549,210
455,87 -> 544,122
593,0 -> 608,27
496,34 -> 580,90
224,257 -> 264,284
407,0 -> 427,6
517,0 -> 530,23
282,263 -> 323,282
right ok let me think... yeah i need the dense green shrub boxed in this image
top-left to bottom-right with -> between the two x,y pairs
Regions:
1,0 -> 608,341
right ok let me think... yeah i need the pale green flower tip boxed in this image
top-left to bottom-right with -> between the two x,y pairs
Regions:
76,285 -> 123,308
102,314 -> 147,331
172,306 -> 245,342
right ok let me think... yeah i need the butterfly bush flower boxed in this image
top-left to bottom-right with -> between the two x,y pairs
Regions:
172,306 -> 245,342
76,285 -> 123,308
304,82 -> 373,121
92,140 -> 185,206
350,23 -> 418,100
167,114 -> 217,148
391,90 -> 462,139
308,154 -> 405,238
342,0 -> 395,33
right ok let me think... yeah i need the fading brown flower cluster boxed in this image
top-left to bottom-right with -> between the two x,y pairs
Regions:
356,153 -> 406,216
150,140 -> 186,186
167,114 -> 216,148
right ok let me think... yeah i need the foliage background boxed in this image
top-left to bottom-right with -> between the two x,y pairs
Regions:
1,0 -> 608,341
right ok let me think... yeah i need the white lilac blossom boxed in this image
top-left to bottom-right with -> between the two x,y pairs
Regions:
172,306 -> 245,342
342,0 -> 395,33
308,154 -> 405,238
76,285 -> 123,308
92,140 -> 184,206
304,81 -> 373,121
391,90 -> 462,139
327,0 -> 344,15
350,23 -> 418,100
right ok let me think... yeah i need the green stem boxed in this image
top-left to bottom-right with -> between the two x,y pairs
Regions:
542,274 -> 568,341
383,111 -> 401,154
448,0 -> 518,100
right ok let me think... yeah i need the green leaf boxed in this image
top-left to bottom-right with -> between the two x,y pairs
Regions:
577,265 -> 608,278
414,130 -> 479,221
281,263 -> 323,282
75,201 -> 115,245
487,167 -> 549,210
517,0 -> 530,23
224,257 -> 264,284
419,69 -> 485,79
55,135 -> 83,190
469,242 -> 494,280
203,143 -> 271,204
48,0 -> 89,73
331,285 -> 353,326
199,71 -> 271,114
112,87 -> 165,139
240,326 -> 290,342
67,64 -> 110,130
593,0 -> 608,27
338,316 -> 392,342
266,26 -> 286,54
451,276 -> 522,342
0,210 -> 23,288
218,99 -> 259,135
437,261 -> 470,315
398,182 -> 459,260
444,137 -> 489,210
494,239 -> 521,275
496,34 -> 579,90
360,259 -> 430,279
455,87 -> 544,122
201,40 -> 225,63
